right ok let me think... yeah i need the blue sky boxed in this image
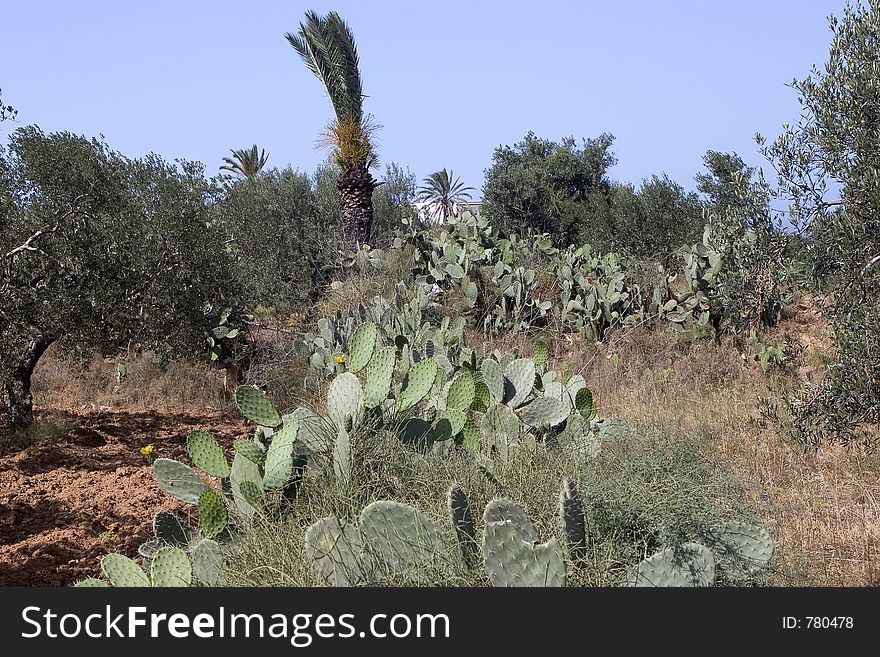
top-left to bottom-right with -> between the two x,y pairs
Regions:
0,0 -> 849,197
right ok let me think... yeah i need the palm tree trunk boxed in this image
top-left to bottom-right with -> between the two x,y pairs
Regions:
337,165 -> 378,249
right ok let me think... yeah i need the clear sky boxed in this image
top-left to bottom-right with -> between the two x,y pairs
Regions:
0,0 -> 849,197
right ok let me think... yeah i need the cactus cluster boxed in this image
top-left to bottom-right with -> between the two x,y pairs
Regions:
75,547 -> 193,588
304,484 -> 570,587
624,520 -> 775,587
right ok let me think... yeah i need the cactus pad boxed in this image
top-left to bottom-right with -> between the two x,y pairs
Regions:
348,322 -> 378,374
397,359 -> 437,413
327,373 -> 364,431
74,578 -> 110,587
304,517 -> 375,587
446,372 -> 476,410
197,488 -> 228,540
229,452 -> 263,517
504,358 -> 536,408
152,458 -> 207,505
483,520 -> 565,587
233,438 -> 264,465
483,498 -> 539,543
263,419 -> 299,488
153,511 -> 189,547
150,546 -> 192,587
702,521 -> 774,580
516,396 -> 571,428
333,426 -> 351,483
191,538 -> 224,587
471,377 -> 490,412
558,479 -> 587,560
532,339 -> 549,367
448,483 -> 478,566
359,501 -> 459,575
480,359 -> 505,403
234,386 -> 281,428
434,408 -> 467,442
575,387 -> 597,421
363,346 -> 396,408
625,543 -> 716,587
480,403 -> 521,463
186,429 -> 230,478
101,553 -> 150,587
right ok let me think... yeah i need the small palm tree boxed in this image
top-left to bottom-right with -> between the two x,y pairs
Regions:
286,11 -> 379,248
416,169 -> 476,222
220,145 -> 269,179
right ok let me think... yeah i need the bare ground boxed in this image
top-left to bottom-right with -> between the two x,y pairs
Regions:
0,409 -> 249,586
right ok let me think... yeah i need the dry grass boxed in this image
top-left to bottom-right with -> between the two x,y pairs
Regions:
31,345 -> 231,415
550,310 -> 879,587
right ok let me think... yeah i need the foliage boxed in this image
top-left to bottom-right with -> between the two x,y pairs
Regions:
759,0 -> 880,448
371,161 -> 417,239
211,166 -> 337,309
0,88 -> 16,123
482,132 -> 617,248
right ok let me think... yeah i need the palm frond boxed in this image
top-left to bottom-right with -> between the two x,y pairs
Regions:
220,145 -> 269,178
285,11 -> 364,125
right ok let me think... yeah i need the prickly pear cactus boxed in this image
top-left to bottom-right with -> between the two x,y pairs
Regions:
101,553 -> 150,587
233,438 -> 264,466
186,430 -> 231,479
483,498 -> 539,543
504,358 -> 536,407
558,479 -> 587,560
191,539 -> 224,586
333,426 -> 351,483
516,396 -> 571,428
574,387 -> 596,421
262,419 -> 299,489
347,322 -> 378,374
483,520 -> 565,587
197,488 -> 228,540
448,483 -> 477,566
327,373 -> 364,431
701,521 -> 774,581
363,346 -> 396,408
304,517 -> 375,587
624,543 -> 716,587
480,403 -> 521,463
480,359 -> 505,403
235,385 -> 282,428
397,359 -> 437,413
153,511 -> 190,547
359,501 -> 459,575
229,452 -> 262,516
152,458 -> 207,505
150,546 -> 193,587
446,372 -> 476,410
532,339 -> 549,367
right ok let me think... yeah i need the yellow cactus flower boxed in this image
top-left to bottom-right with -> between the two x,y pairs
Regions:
335,354 -> 347,364
140,444 -> 155,464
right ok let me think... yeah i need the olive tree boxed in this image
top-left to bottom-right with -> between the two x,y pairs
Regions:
761,1 -> 880,447
0,127 -> 236,428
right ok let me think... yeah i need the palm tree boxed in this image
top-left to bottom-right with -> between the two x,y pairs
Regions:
220,145 -> 269,179
286,11 -> 379,248
416,169 -> 476,222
